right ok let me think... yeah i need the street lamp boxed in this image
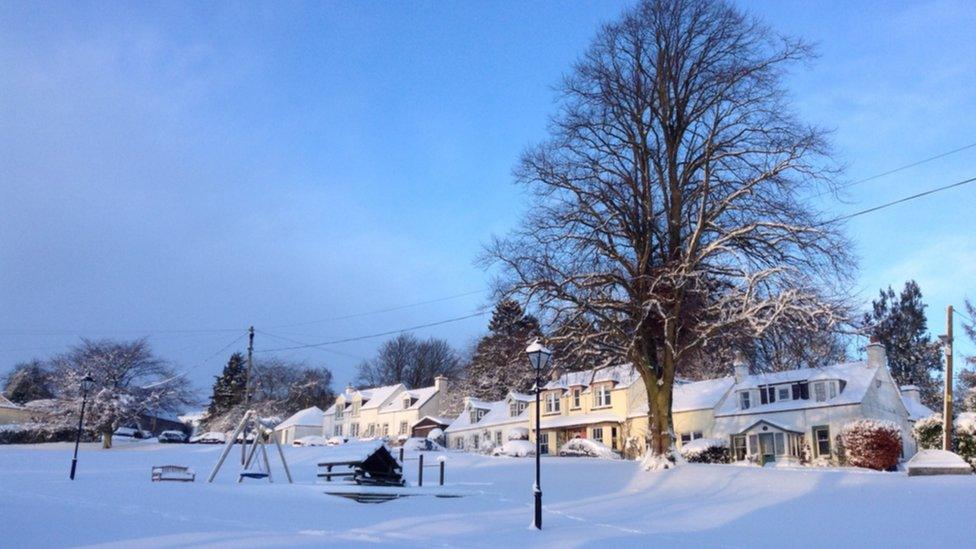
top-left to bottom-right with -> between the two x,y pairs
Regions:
69,372 -> 95,481
525,339 -> 552,530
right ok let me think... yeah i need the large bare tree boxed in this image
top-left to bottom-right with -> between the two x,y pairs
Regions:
484,0 -> 853,462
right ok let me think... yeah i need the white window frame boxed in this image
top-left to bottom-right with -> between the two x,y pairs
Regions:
594,384 -> 612,408
592,427 -> 604,443
399,421 -> 408,435
777,387 -> 790,401
813,381 -> 827,402
572,388 -> 582,409
740,391 -> 751,410
545,392 -> 561,414
828,382 -> 837,399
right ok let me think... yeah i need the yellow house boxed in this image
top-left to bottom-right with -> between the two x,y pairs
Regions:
528,365 -> 645,456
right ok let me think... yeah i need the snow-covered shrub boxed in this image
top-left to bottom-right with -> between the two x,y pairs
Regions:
426,427 -> 445,441
678,438 -> 730,464
840,420 -> 902,471
491,439 -> 535,457
559,438 -> 620,460
913,414 -> 943,450
0,423 -> 92,444
954,413 -> 976,469
507,427 -> 529,441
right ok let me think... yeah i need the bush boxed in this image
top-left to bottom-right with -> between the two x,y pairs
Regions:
913,414 -> 943,450
679,438 -> 730,464
0,423 -> 94,444
955,413 -> 976,469
840,420 -> 902,471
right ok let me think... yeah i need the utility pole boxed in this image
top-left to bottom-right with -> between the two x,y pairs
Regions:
241,326 -> 255,465
943,306 -> 954,451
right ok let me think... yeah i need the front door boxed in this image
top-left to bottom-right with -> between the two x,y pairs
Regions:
759,433 -> 776,464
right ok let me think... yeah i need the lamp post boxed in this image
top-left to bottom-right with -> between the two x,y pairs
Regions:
525,339 -> 552,530
69,372 -> 95,480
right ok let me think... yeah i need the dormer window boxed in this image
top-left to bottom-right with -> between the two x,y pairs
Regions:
572,388 -> 582,409
739,391 -> 751,410
545,392 -> 561,413
829,382 -> 838,399
509,400 -> 527,417
777,387 -> 790,401
593,385 -> 611,408
351,402 -> 360,416
403,397 -> 412,409
813,381 -> 827,402
335,406 -> 344,420
469,407 -> 487,423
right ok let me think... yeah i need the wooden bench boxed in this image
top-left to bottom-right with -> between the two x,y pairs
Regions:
151,465 -> 195,482
317,445 -> 405,487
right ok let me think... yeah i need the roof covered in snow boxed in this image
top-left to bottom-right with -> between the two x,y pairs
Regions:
540,411 -> 624,429
544,364 -> 639,392
901,395 -> 935,421
274,406 -> 324,430
359,384 -> 405,410
446,393 -> 529,433
380,385 -> 438,413
673,376 -> 734,412
715,362 -> 879,417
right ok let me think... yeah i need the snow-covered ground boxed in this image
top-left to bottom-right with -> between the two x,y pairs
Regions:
1,441 -> 973,548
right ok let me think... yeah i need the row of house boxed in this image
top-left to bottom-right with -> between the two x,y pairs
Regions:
272,340 -> 932,464
444,341 -> 933,463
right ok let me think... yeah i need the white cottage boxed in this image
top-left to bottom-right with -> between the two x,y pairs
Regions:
445,392 -> 533,450
693,341 -> 933,464
274,406 -> 325,445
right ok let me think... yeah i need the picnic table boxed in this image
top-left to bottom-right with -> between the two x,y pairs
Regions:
151,465 -> 195,482
317,443 -> 404,487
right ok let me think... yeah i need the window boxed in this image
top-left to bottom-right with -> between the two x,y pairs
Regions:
739,391 -> 751,410
335,406 -> 344,420
813,382 -> 827,402
679,432 -> 703,446
382,424 -> 389,436
759,386 -> 776,404
594,385 -> 612,408
732,435 -> 747,461
813,426 -> 831,457
470,408 -> 487,423
495,431 -> 502,445
545,392 -> 561,413
510,401 -> 519,417
350,423 -> 359,437
399,421 -> 408,435
773,433 -> 785,456
473,434 -> 480,449
829,382 -> 837,399
592,427 -> 604,443
351,402 -> 360,416
334,425 -> 343,436
403,397 -> 412,409
540,433 -> 550,455
572,388 -> 582,409
366,424 -> 375,437
611,426 -> 618,449
792,382 -> 810,400
778,387 -> 790,401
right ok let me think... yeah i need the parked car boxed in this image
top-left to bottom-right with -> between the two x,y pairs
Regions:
291,435 -> 328,447
558,437 -> 620,459
158,430 -> 187,443
189,431 -> 227,444
114,427 -> 153,440
327,436 -> 346,446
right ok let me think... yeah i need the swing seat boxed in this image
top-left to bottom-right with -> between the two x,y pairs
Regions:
239,472 -> 269,480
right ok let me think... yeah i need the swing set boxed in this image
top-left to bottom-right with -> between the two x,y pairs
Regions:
206,410 -> 293,484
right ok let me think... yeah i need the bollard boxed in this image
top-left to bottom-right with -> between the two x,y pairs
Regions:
418,453 -> 424,487
399,447 -> 404,463
439,459 -> 445,486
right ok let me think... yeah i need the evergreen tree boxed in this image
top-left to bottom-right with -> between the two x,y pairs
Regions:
207,353 -> 248,418
958,299 -> 976,412
863,281 -> 944,409
464,300 -> 541,401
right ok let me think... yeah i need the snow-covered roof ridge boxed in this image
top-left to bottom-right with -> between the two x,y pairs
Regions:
545,363 -> 639,391
275,406 -> 324,430
902,395 -> 936,421
673,376 -> 735,412
359,384 -> 405,410
733,361 -> 869,391
445,393 -> 529,433
380,384 -> 438,413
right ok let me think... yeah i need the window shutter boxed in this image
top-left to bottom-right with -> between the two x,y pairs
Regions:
792,383 -> 800,399
800,383 -> 810,400
760,388 -> 768,405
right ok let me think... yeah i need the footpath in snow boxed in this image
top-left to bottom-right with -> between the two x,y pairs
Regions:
0,441 -> 974,548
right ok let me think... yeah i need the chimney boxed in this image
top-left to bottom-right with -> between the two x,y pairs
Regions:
733,351 -> 750,383
866,336 -> 887,368
900,385 -> 921,404
434,375 -> 448,394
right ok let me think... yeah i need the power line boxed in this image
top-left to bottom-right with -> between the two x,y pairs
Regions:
255,310 -> 488,353
0,327 -> 245,336
140,331 -> 249,390
254,329 -> 365,360
264,289 -> 487,329
810,141 -> 976,199
822,176 -> 976,225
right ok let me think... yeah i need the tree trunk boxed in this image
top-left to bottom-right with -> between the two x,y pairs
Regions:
635,336 -> 675,458
102,431 -> 112,449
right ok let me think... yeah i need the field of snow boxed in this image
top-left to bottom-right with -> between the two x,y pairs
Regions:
1,440 -> 974,548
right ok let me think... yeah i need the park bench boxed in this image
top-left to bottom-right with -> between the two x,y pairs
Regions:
317,444 -> 404,487
151,465 -> 195,482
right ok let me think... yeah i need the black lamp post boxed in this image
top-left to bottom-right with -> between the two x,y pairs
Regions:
526,339 -> 552,530
69,372 -> 95,480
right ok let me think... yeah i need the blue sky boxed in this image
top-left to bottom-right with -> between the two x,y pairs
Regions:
1,0 -> 974,396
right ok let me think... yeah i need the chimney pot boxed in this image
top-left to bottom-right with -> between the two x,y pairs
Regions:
733,351 -> 750,383
866,340 -> 887,368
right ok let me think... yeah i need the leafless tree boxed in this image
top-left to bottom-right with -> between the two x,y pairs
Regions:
355,334 -> 463,389
483,0 -> 854,461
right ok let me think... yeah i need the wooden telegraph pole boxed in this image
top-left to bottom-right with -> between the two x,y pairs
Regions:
241,326 -> 255,464
942,306 -> 954,451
